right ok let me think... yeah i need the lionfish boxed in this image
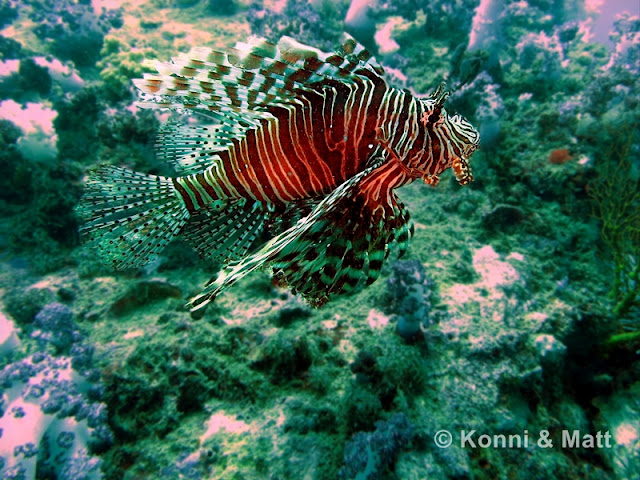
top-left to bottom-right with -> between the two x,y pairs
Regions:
78,35 -> 479,312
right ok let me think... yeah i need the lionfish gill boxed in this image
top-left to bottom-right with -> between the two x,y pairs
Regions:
77,35 -> 480,312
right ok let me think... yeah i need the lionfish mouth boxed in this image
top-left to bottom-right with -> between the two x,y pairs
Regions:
452,155 -> 474,185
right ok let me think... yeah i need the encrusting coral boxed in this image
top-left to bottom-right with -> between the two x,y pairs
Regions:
0,303 -> 112,480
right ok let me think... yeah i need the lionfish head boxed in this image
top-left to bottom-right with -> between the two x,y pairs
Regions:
420,83 -> 480,186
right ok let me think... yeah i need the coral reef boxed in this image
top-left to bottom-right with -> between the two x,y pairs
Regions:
0,100 -> 57,163
206,0 -> 239,15
16,58 -> 52,98
0,118 -> 30,204
0,353 -> 107,480
338,413 -> 414,480
97,36 -> 154,102
0,0 -> 17,29
589,126 -> 640,319
29,0 -> 123,67
594,381 -> 640,479
0,35 -> 22,60
0,303 -> 112,480
0,0 -> 638,478
247,0 -> 347,51
31,302 -> 82,354
381,260 -> 439,341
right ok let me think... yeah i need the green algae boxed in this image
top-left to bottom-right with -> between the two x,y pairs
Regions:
98,36 -> 155,102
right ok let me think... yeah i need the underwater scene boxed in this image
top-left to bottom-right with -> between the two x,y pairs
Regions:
0,0 -> 639,478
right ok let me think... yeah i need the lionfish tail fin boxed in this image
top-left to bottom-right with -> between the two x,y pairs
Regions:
77,166 -> 190,270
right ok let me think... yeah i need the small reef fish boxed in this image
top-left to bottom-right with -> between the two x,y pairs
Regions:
77,35 -> 480,312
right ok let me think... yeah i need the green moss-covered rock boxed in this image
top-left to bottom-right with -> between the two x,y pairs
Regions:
3,286 -> 56,326
98,36 -> 154,102
0,119 -> 32,204
251,330 -> 314,385
350,334 -> 427,409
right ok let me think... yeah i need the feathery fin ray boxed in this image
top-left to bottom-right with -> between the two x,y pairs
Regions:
181,199 -> 268,262
77,167 -> 190,270
134,34 -> 383,124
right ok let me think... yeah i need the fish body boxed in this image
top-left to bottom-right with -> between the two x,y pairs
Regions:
78,35 -> 479,311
